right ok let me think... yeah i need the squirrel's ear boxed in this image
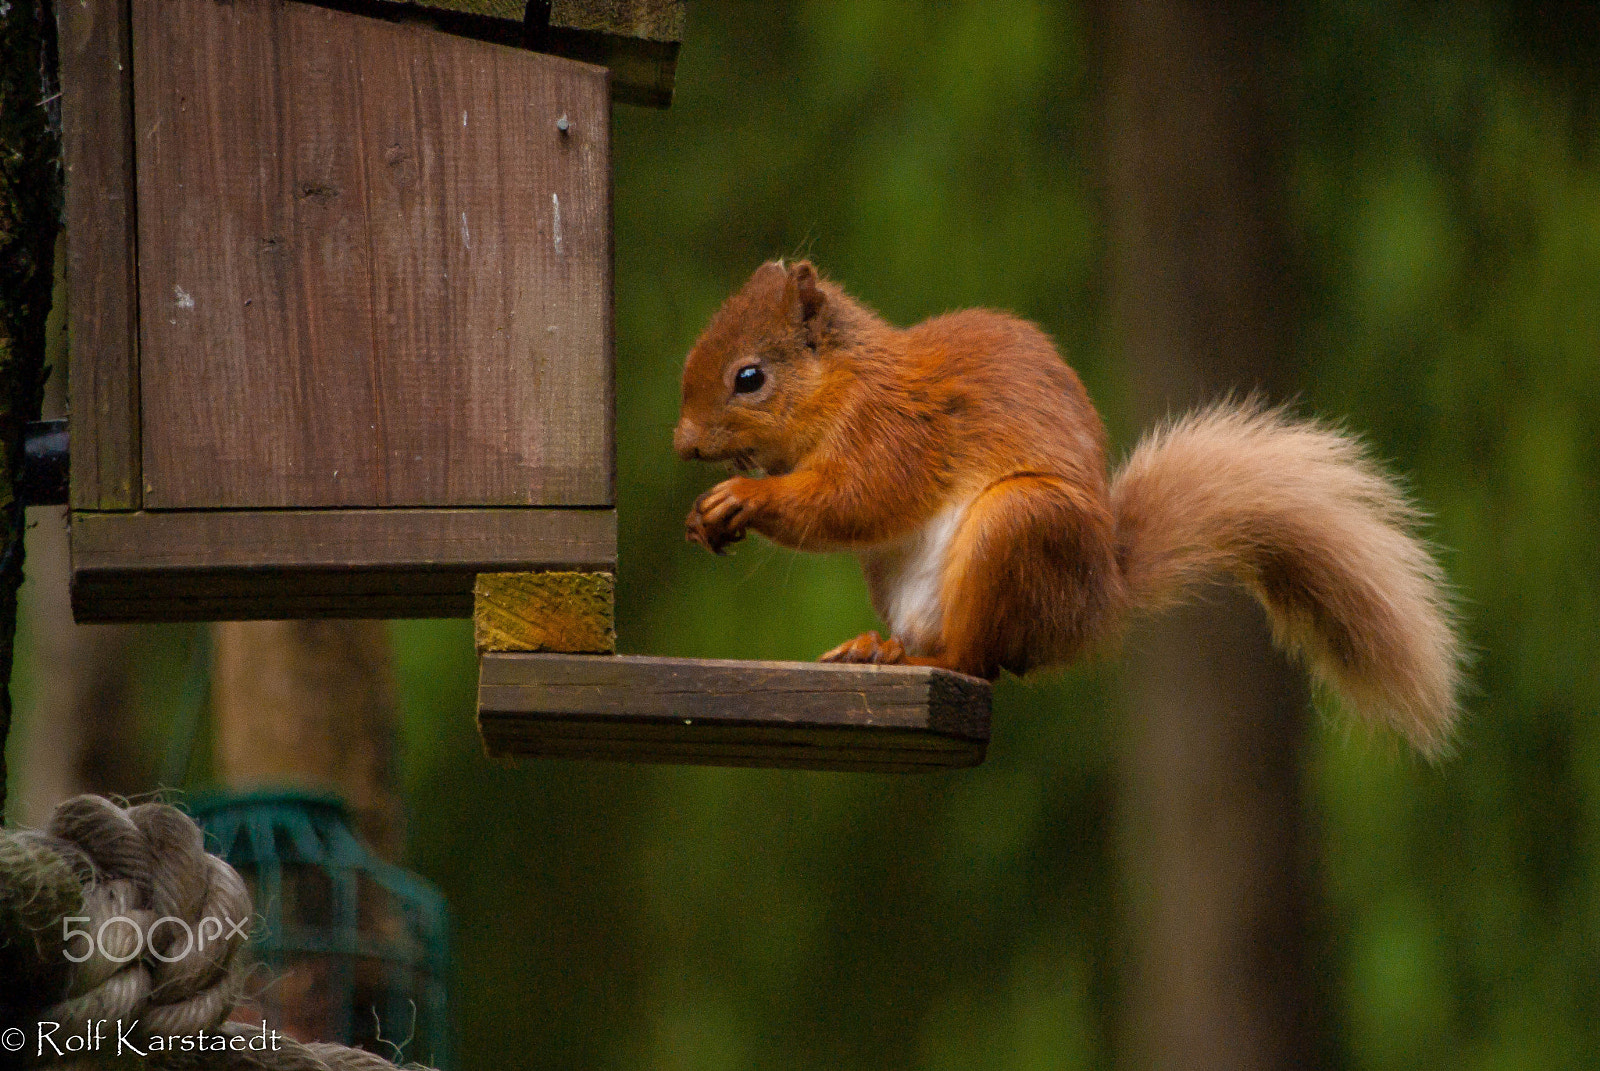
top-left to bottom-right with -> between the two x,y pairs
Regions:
791,261 -> 826,326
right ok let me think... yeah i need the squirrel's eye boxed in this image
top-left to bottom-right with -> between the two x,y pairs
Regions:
734,366 -> 766,394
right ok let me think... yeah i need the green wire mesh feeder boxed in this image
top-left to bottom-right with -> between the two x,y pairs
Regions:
188,790 -> 451,1068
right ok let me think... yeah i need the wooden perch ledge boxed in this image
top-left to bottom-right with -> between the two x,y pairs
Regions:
477,653 -> 992,772
472,571 -> 992,771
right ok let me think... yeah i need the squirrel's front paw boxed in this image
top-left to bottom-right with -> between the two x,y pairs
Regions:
686,478 -> 762,555
820,631 -> 906,665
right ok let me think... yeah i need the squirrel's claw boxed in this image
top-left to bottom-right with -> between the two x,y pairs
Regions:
820,631 -> 906,666
685,505 -> 729,554
686,480 -> 756,554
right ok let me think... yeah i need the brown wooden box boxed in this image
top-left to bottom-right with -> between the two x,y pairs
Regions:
62,0 -> 618,621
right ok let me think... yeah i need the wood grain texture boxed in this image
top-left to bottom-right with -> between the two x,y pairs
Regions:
59,0 -> 140,510
478,654 -> 991,772
131,0 -> 613,509
70,508 -> 615,621
474,571 -> 615,652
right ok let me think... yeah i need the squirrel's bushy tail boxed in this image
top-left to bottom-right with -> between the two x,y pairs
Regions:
1109,400 -> 1462,755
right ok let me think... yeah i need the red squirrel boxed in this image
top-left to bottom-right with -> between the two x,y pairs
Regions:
673,260 -> 1462,754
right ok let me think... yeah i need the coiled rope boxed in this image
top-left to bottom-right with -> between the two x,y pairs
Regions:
0,795 -> 430,1070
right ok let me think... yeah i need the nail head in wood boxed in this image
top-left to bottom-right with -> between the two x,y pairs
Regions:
474,571 -> 616,653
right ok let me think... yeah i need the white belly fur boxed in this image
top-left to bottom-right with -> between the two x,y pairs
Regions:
860,499 -> 971,656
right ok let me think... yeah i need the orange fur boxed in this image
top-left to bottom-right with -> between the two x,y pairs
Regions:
675,261 -> 1463,755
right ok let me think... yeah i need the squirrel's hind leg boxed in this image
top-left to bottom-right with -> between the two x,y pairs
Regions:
819,474 -> 1123,680
929,473 -> 1125,679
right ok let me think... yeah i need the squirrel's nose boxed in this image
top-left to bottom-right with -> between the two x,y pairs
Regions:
673,419 -> 702,461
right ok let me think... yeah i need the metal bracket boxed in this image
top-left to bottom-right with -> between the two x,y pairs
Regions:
21,419 -> 67,506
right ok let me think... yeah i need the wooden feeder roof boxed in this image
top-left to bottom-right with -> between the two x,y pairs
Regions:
376,0 -> 685,41
340,0 -> 687,105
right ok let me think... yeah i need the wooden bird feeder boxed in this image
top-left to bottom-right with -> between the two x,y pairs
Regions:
59,0 -> 991,769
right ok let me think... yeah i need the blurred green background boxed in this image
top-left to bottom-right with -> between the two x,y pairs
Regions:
12,0 -> 1600,1067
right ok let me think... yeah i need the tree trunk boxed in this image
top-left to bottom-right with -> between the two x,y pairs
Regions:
14,503 -> 149,824
1096,2 -> 1331,1068
211,621 -> 405,861
0,2 -> 62,824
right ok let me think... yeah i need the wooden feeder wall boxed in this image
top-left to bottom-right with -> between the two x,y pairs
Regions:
60,0 -> 680,621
